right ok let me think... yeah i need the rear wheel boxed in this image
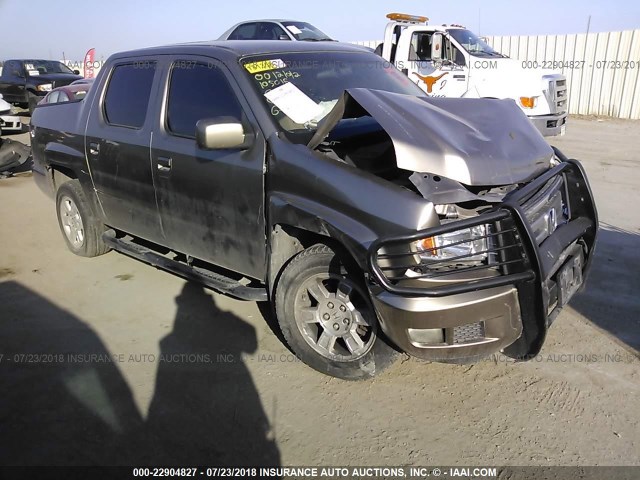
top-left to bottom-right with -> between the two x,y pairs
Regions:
275,244 -> 397,380
56,180 -> 110,257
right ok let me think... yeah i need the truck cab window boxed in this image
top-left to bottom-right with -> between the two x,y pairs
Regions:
5,61 -> 20,77
103,62 -> 156,128
451,45 -> 466,66
411,32 -> 433,61
166,62 -> 242,138
445,39 -> 466,67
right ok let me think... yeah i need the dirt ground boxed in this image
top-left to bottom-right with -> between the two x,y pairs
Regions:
0,117 -> 638,467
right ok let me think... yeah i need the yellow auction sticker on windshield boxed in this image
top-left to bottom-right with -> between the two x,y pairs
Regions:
244,59 -> 287,74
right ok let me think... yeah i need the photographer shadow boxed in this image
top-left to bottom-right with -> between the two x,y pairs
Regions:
0,280 -> 144,465
143,282 -> 280,466
0,280 -> 280,466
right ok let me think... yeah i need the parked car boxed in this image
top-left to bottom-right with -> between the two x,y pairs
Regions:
39,84 -> 90,105
0,93 -> 21,133
31,41 -> 598,380
219,20 -> 334,41
0,59 -> 82,113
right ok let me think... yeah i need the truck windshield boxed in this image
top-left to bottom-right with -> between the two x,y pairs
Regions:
24,60 -> 74,75
242,52 -> 424,137
446,29 -> 504,57
281,22 -> 333,41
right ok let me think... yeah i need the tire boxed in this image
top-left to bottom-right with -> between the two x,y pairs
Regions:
275,244 -> 398,380
55,180 -> 110,257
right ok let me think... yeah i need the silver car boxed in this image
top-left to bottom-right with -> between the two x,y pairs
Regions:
219,20 -> 334,42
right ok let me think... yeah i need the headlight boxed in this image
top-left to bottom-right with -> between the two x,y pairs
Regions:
414,224 -> 491,263
36,84 -> 53,92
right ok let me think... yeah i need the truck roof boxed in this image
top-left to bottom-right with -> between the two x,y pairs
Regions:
109,40 -> 369,62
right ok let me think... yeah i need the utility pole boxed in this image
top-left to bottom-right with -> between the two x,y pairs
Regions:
586,15 -> 591,35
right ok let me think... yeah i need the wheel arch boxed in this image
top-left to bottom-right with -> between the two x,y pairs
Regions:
267,196 -> 377,297
50,164 -> 77,190
44,142 -> 103,219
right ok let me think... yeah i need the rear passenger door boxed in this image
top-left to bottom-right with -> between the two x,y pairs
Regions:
85,59 -> 163,243
150,57 -> 267,280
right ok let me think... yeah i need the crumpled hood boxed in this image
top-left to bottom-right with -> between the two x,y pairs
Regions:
309,89 -> 554,186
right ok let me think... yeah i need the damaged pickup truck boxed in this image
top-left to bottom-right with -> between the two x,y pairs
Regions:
31,41 -> 598,379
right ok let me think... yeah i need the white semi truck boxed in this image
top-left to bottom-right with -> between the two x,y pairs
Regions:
375,13 -> 568,136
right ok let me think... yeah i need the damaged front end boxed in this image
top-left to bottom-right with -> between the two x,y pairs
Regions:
310,90 -> 598,362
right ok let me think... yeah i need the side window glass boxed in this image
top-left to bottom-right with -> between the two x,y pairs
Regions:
48,91 -> 59,103
166,62 -> 243,138
229,23 -> 258,40
104,62 -> 156,128
417,33 -> 433,61
451,46 -> 466,66
410,33 -> 434,62
58,92 -> 70,102
7,61 -> 19,76
255,22 -> 282,40
272,25 -> 288,40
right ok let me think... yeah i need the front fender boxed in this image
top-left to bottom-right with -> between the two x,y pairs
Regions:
269,192 -> 378,269
267,135 -> 438,271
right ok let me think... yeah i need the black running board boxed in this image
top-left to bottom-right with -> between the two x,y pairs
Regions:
102,231 -> 268,302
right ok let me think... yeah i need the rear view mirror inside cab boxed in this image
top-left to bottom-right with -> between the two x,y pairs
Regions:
195,117 -> 252,150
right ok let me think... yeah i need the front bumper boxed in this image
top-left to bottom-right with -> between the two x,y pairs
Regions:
367,155 -> 598,362
0,115 -> 22,132
529,112 -> 568,137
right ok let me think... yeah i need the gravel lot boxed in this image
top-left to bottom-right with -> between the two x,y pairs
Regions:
0,116 -> 638,467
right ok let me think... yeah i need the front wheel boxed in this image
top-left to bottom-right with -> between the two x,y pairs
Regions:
275,244 -> 397,380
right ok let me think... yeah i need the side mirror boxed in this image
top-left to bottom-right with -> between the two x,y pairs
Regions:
73,69 -> 80,75
196,118 -> 251,150
431,33 -> 443,61
278,34 -> 290,41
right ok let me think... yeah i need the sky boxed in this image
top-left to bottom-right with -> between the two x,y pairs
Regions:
1,0 -> 639,60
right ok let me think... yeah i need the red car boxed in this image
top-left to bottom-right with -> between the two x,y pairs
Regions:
39,84 -> 90,105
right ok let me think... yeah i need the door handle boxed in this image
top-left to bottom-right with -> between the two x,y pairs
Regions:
157,156 -> 172,173
89,142 -> 100,156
